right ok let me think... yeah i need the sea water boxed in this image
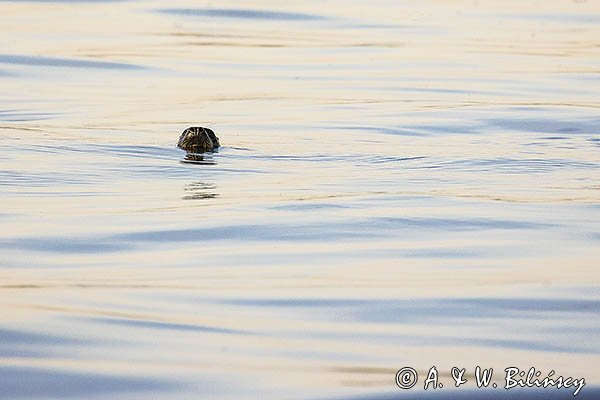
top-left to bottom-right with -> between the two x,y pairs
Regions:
1,1 -> 599,399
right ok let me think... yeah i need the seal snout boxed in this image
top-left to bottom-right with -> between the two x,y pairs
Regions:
177,127 -> 220,153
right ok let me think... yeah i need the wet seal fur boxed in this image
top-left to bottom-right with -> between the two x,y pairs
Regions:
177,127 -> 220,153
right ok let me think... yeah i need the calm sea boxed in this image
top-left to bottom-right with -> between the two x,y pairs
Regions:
1,0 -> 599,399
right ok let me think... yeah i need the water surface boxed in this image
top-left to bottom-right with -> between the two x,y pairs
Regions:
1,0 -> 599,399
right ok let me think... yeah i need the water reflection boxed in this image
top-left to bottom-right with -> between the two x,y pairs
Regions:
181,153 -> 216,165
182,181 -> 218,201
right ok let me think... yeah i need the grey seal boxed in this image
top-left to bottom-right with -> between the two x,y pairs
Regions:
177,127 -> 220,153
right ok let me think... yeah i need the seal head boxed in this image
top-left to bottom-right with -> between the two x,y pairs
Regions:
177,127 -> 220,153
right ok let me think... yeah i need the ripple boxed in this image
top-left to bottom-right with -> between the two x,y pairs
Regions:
0,328 -> 84,358
223,297 -> 600,354
0,328 -> 82,346
222,297 -> 600,314
0,171 -> 90,187
497,12 -> 600,25
485,117 -> 600,134
0,54 -> 145,70
0,366 -> 175,400
0,237 -> 129,254
1,215 -> 554,254
330,387 -> 600,400
158,8 -> 325,21
324,125 -> 428,137
1,0 -> 130,2
0,109 -> 57,122
434,157 -> 599,174
88,316 -> 251,335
